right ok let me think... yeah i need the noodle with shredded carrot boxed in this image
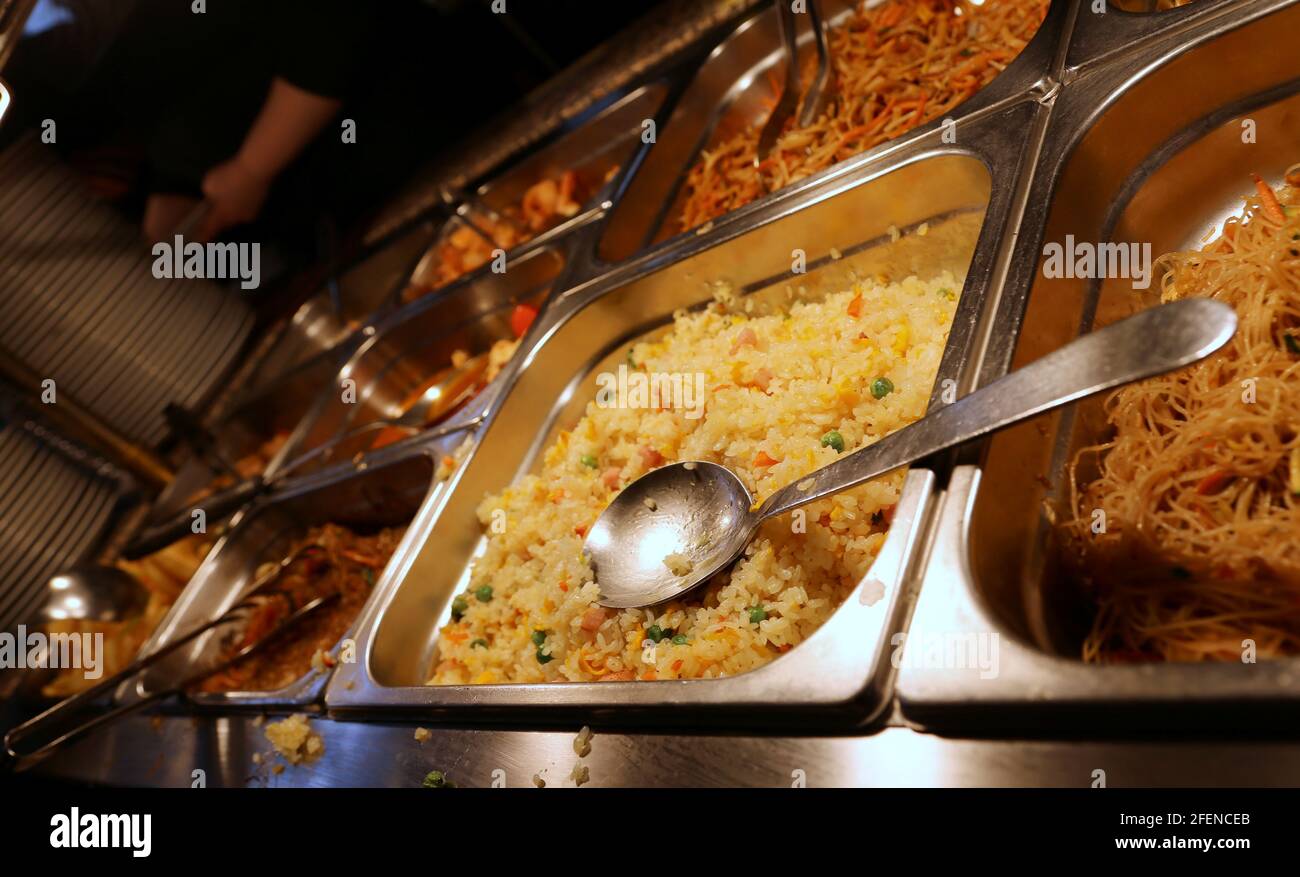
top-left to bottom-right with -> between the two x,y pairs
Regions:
1062,168 -> 1300,663
676,0 -> 1048,232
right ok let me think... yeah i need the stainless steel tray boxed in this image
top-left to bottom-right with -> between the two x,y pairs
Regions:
148,344 -> 351,524
326,94 -> 1047,725
246,219 -> 447,392
124,444 -> 440,709
247,83 -> 666,394
470,83 -> 668,243
595,0 -> 1069,264
898,0 -> 1300,729
280,239 -> 568,476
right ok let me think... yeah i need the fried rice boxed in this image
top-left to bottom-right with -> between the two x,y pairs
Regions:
429,270 -> 961,684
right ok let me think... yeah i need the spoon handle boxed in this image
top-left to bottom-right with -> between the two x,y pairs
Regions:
757,298 -> 1236,521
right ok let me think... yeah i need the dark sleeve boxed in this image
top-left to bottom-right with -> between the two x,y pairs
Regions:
271,0 -> 378,100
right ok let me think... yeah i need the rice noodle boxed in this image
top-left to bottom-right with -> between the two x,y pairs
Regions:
1062,167 -> 1300,663
676,0 -> 1049,232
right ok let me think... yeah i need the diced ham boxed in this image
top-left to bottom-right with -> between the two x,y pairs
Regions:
730,327 -> 758,356
601,466 -> 622,489
639,446 -> 665,468
581,606 -> 609,631
599,669 -> 636,681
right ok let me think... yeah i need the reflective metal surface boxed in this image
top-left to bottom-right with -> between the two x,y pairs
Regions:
40,566 -> 146,623
124,449 -> 438,709
899,0 -> 1300,730
597,0 -> 1068,261
32,712 -> 1300,787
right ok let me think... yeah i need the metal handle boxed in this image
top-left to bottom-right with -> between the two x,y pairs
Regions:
758,298 -> 1237,519
756,0 -> 802,164
3,609 -> 245,762
122,475 -> 264,560
5,591 -> 339,767
0,76 -> 10,126
798,0 -> 833,127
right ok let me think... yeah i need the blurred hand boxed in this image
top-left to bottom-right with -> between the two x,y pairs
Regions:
198,156 -> 271,241
143,193 -> 202,243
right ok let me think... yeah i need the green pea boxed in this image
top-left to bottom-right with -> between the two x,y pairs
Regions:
475,585 -> 493,603
422,770 -> 454,788
646,625 -> 665,643
580,453 -> 599,468
531,630 -> 547,646
1285,333 -> 1300,355
470,638 -> 488,649
451,595 -> 469,619
671,634 -> 688,645
748,606 -> 767,624
820,430 -> 845,453
870,377 -> 895,399
536,648 -> 553,664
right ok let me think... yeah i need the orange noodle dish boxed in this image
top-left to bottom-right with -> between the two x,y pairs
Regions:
677,0 -> 1048,232
1061,169 -> 1300,663
200,523 -> 404,693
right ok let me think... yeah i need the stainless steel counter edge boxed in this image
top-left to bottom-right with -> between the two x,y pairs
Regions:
27,712 -> 1300,787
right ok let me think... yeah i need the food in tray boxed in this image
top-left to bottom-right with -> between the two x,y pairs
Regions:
430,269 -> 962,684
1060,170 -> 1300,663
369,303 -> 537,453
677,0 -> 1048,232
199,523 -> 404,693
40,433 -> 291,698
403,171 -> 594,303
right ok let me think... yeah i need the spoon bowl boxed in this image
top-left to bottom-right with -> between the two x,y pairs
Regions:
585,462 -> 755,607
41,566 -> 147,624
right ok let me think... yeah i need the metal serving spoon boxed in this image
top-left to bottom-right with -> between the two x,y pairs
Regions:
5,544 -> 336,767
40,566 -> 148,623
585,298 -> 1237,608
756,0 -> 835,177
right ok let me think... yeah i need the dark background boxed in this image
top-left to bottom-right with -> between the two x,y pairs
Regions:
2,0 -> 668,270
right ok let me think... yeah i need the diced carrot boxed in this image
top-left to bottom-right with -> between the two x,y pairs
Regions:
1196,469 -> 1233,495
1252,174 -> 1285,224
847,293 -> 864,318
754,450 -> 780,468
510,303 -> 539,338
